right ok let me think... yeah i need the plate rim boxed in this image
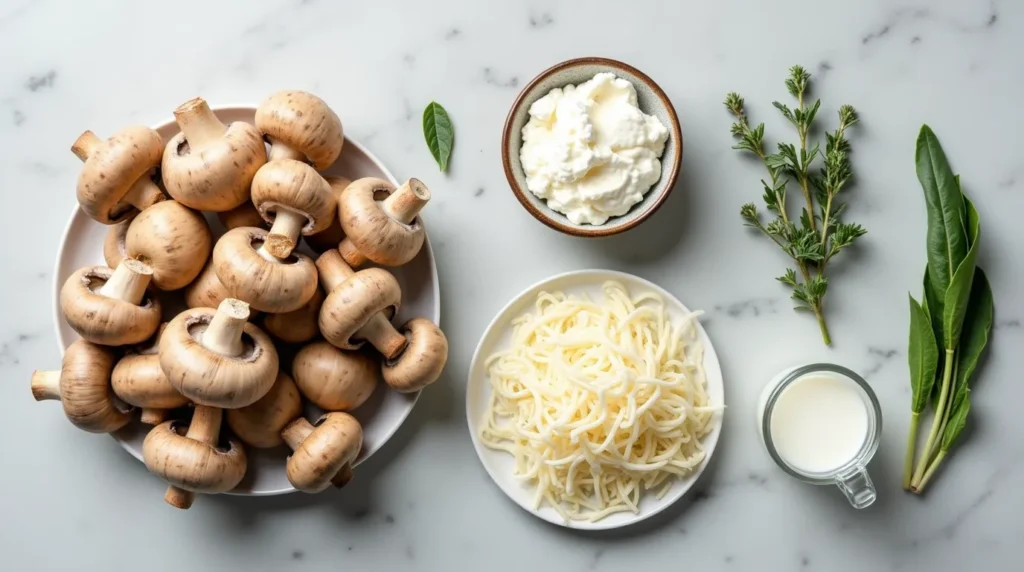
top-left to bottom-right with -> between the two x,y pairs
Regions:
465,269 -> 725,530
52,103 -> 439,496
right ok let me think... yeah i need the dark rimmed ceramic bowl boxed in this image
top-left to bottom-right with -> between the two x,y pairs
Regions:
501,57 -> 683,237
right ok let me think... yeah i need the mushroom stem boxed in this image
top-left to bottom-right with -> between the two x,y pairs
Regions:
331,464 -> 353,488
267,139 -> 307,163
255,241 -> 281,263
164,487 -> 195,510
163,403 -> 224,509
174,98 -> 228,147
381,178 -> 431,224
140,408 -> 167,425
30,370 -> 61,401
185,405 -> 223,445
315,250 -> 355,292
70,130 -> 101,160
358,314 -> 409,360
281,417 -> 314,451
98,258 -> 153,304
201,299 -> 250,358
265,208 -> 307,259
336,239 -> 368,268
121,176 -> 166,211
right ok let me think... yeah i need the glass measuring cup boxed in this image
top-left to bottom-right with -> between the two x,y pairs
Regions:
756,363 -> 882,509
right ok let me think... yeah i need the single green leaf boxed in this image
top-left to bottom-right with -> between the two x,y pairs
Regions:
917,125 -> 968,327
423,101 -> 454,172
909,295 -> 940,413
940,392 -> 971,451
941,195 -> 980,349
922,264 -> 943,349
951,268 -> 994,397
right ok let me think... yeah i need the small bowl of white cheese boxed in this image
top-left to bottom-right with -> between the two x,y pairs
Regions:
502,57 -> 682,237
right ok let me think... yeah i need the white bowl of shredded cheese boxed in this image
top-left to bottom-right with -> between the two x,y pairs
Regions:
466,270 -> 724,529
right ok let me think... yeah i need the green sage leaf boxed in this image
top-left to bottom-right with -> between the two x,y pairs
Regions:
917,125 -> 968,338
950,268 -> 994,400
922,265 -> 941,343
909,294 -> 940,413
940,391 -> 971,451
423,101 -> 454,172
942,195 -> 980,349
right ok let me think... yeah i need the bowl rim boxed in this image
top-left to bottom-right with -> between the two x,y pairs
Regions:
501,57 -> 684,238
52,103 -> 438,496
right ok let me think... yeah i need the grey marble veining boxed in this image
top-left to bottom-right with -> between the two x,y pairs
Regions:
2,0 -> 1023,570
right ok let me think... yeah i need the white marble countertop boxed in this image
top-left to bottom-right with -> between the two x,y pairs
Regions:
2,0 -> 1022,570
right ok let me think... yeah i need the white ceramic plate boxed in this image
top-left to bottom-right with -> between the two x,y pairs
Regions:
466,270 -> 724,530
53,105 -> 440,495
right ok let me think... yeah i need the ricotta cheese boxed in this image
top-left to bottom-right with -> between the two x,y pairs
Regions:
519,72 -> 669,225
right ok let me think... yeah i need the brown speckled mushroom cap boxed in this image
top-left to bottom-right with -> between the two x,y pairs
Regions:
212,226 -> 318,313
337,178 -> 428,267
162,97 -> 267,212
226,371 -> 303,449
30,340 -> 131,433
59,259 -> 161,346
283,412 -> 363,493
292,341 -> 377,411
111,325 -> 188,425
73,127 -> 166,224
255,90 -> 343,170
126,200 -> 212,291
262,286 -> 324,344
159,300 -> 279,408
316,250 -> 407,359
304,176 -> 351,252
103,215 -> 134,268
216,200 -> 268,231
184,259 -> 232,310
382,318 -> 448,393
143,406 -> 247,509
251,159 -> 336,258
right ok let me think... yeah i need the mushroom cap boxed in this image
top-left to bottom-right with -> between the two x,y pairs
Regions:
126,200 -> 212,291
255,91 -> 343,170
216,200 -> 268,231
162,122 -> 266,212
59,265 -> 161,346
286,412 -> 362,493
304,176 -> 351,252
111,352 -> 188,410
184,259 -> 231,309
103,216 -> 133,268
143,419 -> 247,493
292,341 -> 377,411
339,178 -> 426,266
251,160 -> 336,235
262,287 -> 324,344
319,268 -> 401,350
226,371 -> 303,448
76,126 -> 164,224
159,307 -> 279,408
212,226 -> 318,313
383,318 -> 448,393
58,340 -> 131,433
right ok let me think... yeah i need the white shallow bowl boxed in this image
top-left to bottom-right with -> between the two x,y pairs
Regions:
466,270 -> 724,530
53,105 -> 439,495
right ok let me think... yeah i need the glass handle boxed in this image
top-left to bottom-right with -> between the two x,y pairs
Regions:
835,464 -> 876,509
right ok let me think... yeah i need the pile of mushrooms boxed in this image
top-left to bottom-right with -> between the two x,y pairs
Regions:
32,91 -> 448,509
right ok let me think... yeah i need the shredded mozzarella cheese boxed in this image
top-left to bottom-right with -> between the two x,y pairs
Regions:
480,281 -> 716,522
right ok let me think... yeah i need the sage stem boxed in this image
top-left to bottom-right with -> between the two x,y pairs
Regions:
914,450 -> 947,494
902,412 -> 920,490
912,348 -> 955,486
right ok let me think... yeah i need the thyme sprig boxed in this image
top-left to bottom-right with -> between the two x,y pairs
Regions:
726,66 -> 865,346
